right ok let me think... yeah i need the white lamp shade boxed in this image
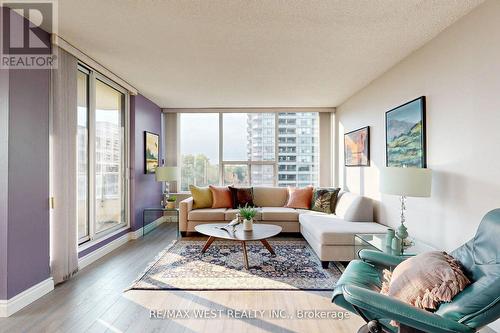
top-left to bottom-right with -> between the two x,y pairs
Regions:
380,167 -> 432,197
155,166 -> 177,182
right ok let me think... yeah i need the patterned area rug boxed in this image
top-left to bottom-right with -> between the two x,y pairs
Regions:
128,238 -> 343,291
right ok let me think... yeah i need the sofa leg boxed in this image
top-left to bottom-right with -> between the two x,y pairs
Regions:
321,261 -> 329,269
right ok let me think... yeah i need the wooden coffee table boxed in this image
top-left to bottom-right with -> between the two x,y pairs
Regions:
194,223 -> 282,269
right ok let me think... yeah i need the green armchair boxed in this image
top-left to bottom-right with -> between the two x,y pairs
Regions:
332,209 -> 500,333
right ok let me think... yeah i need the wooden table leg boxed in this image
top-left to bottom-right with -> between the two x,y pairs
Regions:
201,236 -> 216,253
260,239 -> 275,255
242,241 -> 249,269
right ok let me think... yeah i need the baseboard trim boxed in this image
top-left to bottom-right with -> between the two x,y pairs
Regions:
78,232 -> 131,270
130,216 -> 167,240
0,277 -> 54,317
79,216 -> 168,269
129,228 -> 142,240
145,216 -> 167,234
0,218 -> 169,317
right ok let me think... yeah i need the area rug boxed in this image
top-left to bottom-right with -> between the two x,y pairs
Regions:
128,238 -> 343,291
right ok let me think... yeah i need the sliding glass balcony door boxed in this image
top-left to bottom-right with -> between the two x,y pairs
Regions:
77,65 -> 128,245
77,69 -> 89,241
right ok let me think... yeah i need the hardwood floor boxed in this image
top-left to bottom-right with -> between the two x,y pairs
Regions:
0,223 -> 364,333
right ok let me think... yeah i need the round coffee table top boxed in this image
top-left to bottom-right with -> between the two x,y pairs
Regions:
195,223 -> 282,241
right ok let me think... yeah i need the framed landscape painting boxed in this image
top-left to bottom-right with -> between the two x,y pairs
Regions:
385,96 -> 426,168
144,131 -> 159,174
344,126 -> 370,167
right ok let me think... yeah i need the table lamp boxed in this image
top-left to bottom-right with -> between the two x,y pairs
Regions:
155,166 -> 177,207
380,167 -> 432,246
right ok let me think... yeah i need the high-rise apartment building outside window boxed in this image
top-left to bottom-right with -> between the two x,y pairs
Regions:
179,112 -> 319,190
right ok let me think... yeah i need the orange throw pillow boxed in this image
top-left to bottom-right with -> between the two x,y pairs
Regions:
209,185 -> 233,208
285,186 -> 313,209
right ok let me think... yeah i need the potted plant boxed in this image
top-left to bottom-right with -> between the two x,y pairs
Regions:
239,204 -> 257,231
166,195 -> 177,209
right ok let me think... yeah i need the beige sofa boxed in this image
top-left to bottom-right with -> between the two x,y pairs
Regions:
179,187 -> 387,264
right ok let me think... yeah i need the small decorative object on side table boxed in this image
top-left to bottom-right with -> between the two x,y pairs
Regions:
355,233 -> 434,258
166,195 -> 177,209
142,207 -> 179,237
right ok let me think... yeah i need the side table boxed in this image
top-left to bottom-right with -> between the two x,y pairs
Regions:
354,233 -> 434,259
142,207 -> 179,237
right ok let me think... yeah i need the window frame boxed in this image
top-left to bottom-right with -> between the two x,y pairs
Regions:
178,112 -> 319,191
77,66 -> 90,244
220,113 -> 278,187
77,63 -> 130,246
178,112 -> 221,190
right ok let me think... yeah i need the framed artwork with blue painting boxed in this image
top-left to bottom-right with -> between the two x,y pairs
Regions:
385,97 -> 426,168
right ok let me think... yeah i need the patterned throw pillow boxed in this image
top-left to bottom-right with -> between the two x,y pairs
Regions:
228,186 -> 254,208
311,188 -> 341,214
189,185 -> 213,209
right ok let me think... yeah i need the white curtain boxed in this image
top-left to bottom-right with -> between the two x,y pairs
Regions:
50,46 -> 79,284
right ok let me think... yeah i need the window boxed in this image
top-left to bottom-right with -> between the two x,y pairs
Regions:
77,70 -> 89,241
180,113 -> 219,191
223,165 -> 249,186
178,112 -> 319,189
222,113 -> 276,185
94,79 -> 126,234
277,112 -> 319,187
77,65 -> 128,245
251,165 -> 275,186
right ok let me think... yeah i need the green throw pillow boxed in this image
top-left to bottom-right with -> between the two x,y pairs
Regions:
189,185 -> 213,209
311,188 -> 341,214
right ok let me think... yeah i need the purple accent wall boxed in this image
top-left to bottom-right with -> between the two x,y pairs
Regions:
78,94 -> 162,258
78,228 -> 130,258
0,66 -> 8,300
0,7 -> 161,291
131,94 -> 163,230
6,12 -> 51,297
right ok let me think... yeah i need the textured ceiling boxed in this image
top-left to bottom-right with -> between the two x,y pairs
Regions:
58,0 -> 483,108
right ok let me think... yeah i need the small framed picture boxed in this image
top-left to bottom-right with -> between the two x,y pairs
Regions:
144,131 -> 159,174
344,126 -> 370,167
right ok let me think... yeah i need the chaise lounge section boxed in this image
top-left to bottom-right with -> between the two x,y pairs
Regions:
300,191 -> 388,262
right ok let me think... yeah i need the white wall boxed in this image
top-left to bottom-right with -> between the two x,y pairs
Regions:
336,4 -> 500,330
335,0 -> 500,253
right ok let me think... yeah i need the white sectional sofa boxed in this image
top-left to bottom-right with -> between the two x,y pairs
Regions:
179,187 -> 388,265
300,191 -> 388,263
